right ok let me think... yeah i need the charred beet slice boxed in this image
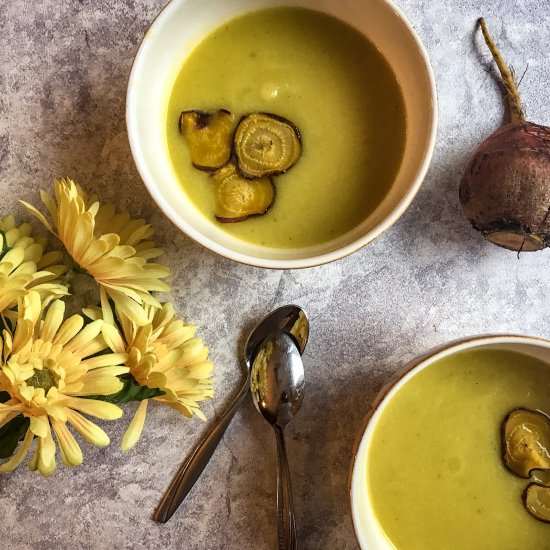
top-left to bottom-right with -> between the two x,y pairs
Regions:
234,113 -> 301,178
502,408 -> 550,478
212,164 -> 275,222
523,483 -> 550,523
179,109 -> 235,171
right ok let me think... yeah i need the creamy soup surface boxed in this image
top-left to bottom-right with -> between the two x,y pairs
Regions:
166,7 -> 406,248
367,349 -> 550,550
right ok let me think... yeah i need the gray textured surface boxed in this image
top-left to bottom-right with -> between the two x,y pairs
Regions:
1,1 -> 550,548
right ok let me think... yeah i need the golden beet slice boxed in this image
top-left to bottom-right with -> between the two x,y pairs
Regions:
234,113 -> 301,178
524,483 -> 550,523
502,408 -> 550,478
179,109 -> 235,171
212,164 -> 275,222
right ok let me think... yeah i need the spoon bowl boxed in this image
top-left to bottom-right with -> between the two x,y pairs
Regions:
251,332 -> 305,427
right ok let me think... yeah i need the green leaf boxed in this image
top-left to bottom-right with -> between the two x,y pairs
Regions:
0,415 -> 30,459
87,374 -> 165,404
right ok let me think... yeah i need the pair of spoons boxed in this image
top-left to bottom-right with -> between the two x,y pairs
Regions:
155,305 -> 308,550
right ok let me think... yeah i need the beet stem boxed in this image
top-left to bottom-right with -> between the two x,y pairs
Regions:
478,17 -> 525,124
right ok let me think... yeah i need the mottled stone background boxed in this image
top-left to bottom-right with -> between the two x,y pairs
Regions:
1,1 -> 549,548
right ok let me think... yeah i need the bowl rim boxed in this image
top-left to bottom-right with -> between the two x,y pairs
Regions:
349,333 -> 550,549
126,0 -> 438,269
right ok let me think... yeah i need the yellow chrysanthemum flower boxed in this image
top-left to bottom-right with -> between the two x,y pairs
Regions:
0,215 -> 67,317
21,178 -> 171,326
0,292 -> 129,476
87,302 -> 213,451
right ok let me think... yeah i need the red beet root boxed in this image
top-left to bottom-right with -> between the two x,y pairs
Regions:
459,18 -> 550,252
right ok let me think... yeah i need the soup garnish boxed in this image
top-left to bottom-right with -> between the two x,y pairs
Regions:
501,408 -> 550,523
179,109 -> 235,171
502,408 -> 550,478
179,109 -> 300,223
212,164 -> 275,222
524,483 -> 550,523
233,113 -> 302,178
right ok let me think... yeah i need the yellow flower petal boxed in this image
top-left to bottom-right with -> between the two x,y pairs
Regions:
187,361 -> 214,380
72,338 -> 107,360
99,286 -> 115,325
37,425 -> 56,476
11,318 -> 33,354
101,323 -> 126,354
28,444 -> 39,472
21,243 -> 43,263
53,315 -> 84,346
45,405 -> 68,423
67,397 -> 123,420
2,247 -> 25,269
66,409 -> 110,447
64,319 -> 103,354
163,400 -> 193,418
82,306 -> 102,321
159,325 -> 197,350
71,373 -> 125,396
189,407 -> 207,422
39,190 -> 59,222
133,325 -> 152,354
0,428 -> 34,473
147,372 -> 167,389
41,300 -> 65,342
29,415 -> 49,438
82,352 -> 128,370
0,402 -> 23,413
136,290 -> 164,307
51,420 -> 83,467
19,200 -> 54,232
106,289 -> 149,326
78,238 -> 113,267
37,250 -> 63,270
121,400 -> 148,452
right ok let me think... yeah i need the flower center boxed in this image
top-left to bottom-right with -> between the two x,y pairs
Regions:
27,368 -> 58,392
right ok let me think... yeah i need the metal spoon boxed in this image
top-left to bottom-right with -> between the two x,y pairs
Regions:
250,332 -> 305,550
154,305 -> 309,523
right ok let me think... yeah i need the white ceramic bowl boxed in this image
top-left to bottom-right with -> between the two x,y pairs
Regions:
127,0 -> 437,268
350,334 -> 550,549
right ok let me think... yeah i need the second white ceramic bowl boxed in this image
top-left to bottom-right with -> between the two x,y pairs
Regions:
127,0 -> 437,268
350,334 -> 550,549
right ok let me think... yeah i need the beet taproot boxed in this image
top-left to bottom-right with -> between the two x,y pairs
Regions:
459,18 -> 550,252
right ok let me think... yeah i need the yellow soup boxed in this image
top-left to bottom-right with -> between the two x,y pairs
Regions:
367,349 -> 550,549
167,7 -> 406,248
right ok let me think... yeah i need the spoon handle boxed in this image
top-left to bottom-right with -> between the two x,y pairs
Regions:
274,425 -> 297,550
154,383 -> 249,523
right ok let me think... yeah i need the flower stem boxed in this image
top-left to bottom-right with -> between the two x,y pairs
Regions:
479,17 -> 525,124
